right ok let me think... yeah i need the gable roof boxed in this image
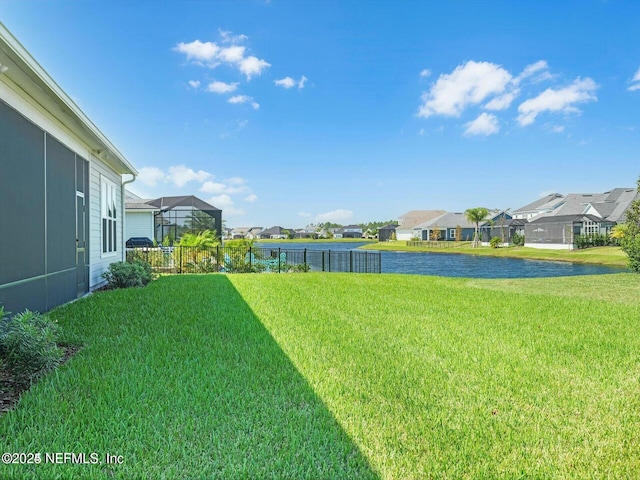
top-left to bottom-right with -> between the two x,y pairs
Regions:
0,22 -> 136,176
146,195 -> 220,212
513,193 -> 564,215
415,212 -> 474,229
397,210 -> 447,230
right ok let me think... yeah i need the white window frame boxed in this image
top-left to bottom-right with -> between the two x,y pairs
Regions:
449,228 -> 457,239
101,177 -> 118,257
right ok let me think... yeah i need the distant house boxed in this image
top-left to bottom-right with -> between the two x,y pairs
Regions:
334,225 -> 363,239
414,212 -> 476,242
0,23 -> 137,313
377,223 -> 398,242
396,210 -> 447,240
519,188 -> 639,249
257,226 -> 293,239
294,227 -> 318,239
245,227 -> 263,240
229,227 -> 250,239
125,194 -> 222,245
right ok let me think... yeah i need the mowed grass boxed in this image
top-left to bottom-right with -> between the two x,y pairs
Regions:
2,273 -> 640,478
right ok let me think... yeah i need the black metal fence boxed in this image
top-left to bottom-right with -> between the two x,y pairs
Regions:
126,246 -> 381,274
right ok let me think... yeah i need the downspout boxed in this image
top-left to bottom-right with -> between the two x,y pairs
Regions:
122,174 -> 136,260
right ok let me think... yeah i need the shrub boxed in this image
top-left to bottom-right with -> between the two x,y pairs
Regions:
103,260 -> 155,289
0,309 -> 63,380
511,232 -> 525,246
489,237 -> 501,248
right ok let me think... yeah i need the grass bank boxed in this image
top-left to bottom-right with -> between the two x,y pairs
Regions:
364,242 -> 628,267
2,273 -> 640,478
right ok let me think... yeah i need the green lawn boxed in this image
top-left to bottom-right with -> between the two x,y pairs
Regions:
365,242 -> 628,267
2,273 -> 640,478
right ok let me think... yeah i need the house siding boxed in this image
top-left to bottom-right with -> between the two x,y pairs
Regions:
89,155 -> 124,289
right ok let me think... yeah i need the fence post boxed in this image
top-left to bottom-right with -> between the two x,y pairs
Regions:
350,250 -> 353,272
328,250 -> 331,272
179,246 -> 183,274
303,248 -> 307,267
322,251 -> 325,272
278,247 -> 281,274
249,246 -> 252,271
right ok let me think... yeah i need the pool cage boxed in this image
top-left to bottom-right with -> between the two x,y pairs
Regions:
148,195 -> 222,245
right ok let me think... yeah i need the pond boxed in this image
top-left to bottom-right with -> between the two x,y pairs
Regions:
256,241 -> 626,278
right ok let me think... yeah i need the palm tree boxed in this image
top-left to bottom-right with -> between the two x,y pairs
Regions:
465,207 -> 489,248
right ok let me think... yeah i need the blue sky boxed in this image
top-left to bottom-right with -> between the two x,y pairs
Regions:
2,1 -> 640,228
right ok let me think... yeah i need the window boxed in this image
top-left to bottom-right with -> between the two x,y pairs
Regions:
449,229 -> 457,239
583,220 -> 599,236
101,179 -> 117,254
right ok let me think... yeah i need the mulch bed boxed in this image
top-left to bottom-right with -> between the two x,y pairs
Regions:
0,345 -> 81,416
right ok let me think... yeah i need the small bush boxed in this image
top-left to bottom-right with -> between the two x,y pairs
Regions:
489,237 -> 501,249
0,309 -> 63,380
103,260 -> 155,289
511,233 -> 525,246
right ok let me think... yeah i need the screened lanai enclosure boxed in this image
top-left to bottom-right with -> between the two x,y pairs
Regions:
149,196 -> 222,245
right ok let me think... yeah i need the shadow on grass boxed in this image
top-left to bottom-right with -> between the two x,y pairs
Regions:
0,275 -> 378,479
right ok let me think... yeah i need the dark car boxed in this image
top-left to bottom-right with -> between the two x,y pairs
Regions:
126,237 -> 154,248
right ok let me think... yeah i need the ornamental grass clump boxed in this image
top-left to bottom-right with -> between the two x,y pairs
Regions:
0,307 -> 63,381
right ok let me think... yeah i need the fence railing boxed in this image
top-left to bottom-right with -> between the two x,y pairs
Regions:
126,246 -> 381,274
405,240 -> 472,248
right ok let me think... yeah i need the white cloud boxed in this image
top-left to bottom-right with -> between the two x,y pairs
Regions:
244,194 -> 258,202
188,80 -> 201,89
137,166 -> 166,186
219,45 -> 246,63
223,207 -> 246,216
463,113 -> 500,136
200,178 -> 249,195
174,40 -> 220,64
298,211 -> 312,217
208,194 -> 234,209
207,81 -> 238,94
275,75 -> 308,90
219,30 -> 248,44
227,177 -> 246,186
418,61 -> 512,118
239,56 -> 271,80
174,34 -> 270,80
167,165 -> 213,187
228,95 -> 259,109
484,89 -> 519,110
551,125 -> 565,133
315,209 -> 354,223
275,76 -> 296,89
517,77 -> 598,126
418,128 -> 425,136
420,69 -> 431,78
200,181 -> 228,195
628,67 -> 640,91
514,60 -> 548,84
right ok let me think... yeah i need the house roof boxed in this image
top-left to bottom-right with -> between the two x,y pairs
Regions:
397,210 -> 447,230
0,22 -> 136,176
415,212 -> 475,229
259,226 -> 293,236
146,195 -> 220,212
514,188 -> 639,223
513,193 -> 564,215
378,223 -> 398,231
